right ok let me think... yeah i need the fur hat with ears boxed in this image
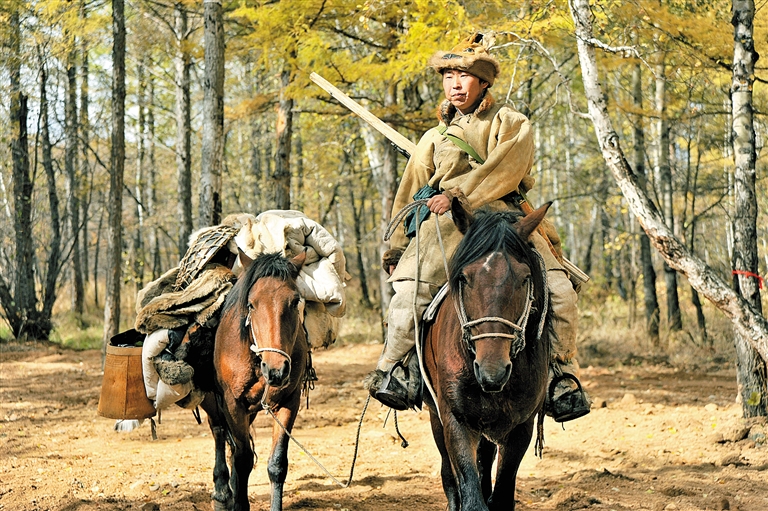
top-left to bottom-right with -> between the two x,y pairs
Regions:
429,32 -> 500,86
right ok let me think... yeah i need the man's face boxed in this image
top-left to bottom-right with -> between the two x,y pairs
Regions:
442,69 -> 488,113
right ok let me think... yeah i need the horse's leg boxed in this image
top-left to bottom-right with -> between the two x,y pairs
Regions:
201,393 -> 234,510
225,403 -> 255,511
487,418 -> 535,511
477,436 -> 497,503
427,408 -> 461,511
266,392 -> 301,511
441,412 -> 488,511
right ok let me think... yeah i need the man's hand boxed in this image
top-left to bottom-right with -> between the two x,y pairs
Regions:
427,193 -> 451,215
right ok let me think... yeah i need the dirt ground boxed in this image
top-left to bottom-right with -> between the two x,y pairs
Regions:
1,340 -> 767,511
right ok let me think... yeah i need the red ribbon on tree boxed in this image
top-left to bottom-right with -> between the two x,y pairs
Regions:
732,270 -> 764,290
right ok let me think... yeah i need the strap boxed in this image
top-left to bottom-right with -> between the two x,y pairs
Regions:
437,125 -> 485,164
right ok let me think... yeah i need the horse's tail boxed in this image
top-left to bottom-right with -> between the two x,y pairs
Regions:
534,409 -> 545,458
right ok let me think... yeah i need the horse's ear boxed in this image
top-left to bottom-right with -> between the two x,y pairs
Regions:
516,201 -> 552,241
451,196 -> 475,234
290,250 -> 307,276
238,247 -> 254,270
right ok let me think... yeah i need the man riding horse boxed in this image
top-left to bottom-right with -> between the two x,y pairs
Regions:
365,32 -> 590,423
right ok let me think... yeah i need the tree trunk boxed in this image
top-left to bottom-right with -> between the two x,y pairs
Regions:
348,178 -> 373,309
654,57 -> 682,333
200,0 -> 224,227
632,62 -> 660,346
93,201 -> 104,308
146,74 -> 161,280
132,60 -> 146,292
730,0 -> 766,417
39,54 -> 62,325
250,117 -> 263,213
274,61 -> 294,210
175,2 -> 193,255
567,0 -> 768,364
103,0 -> 126,351
80,0 -> 90,286
66,45 -> 85,318
7,10 -> 39,339
294,121 -> 304,211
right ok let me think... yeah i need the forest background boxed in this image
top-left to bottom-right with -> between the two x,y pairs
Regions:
1,0 -> 767,417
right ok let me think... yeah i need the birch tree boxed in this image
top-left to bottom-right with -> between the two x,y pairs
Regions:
567,0 -> 768,367
730,0 -> 766,416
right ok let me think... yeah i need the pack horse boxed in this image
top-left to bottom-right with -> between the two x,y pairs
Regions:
200,250 -> 310,511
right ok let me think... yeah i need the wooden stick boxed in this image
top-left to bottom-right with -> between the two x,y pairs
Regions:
310,72 -> 417,156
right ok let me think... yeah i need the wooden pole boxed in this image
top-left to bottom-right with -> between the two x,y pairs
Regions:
310,72 -> 416,157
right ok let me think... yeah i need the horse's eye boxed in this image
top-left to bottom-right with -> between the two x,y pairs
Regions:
247,303 -> 254,311
458,273 -> 469,285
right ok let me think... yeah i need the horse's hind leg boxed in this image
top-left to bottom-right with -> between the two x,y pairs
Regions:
201,393 -> 233,510
488,419 -> 535,511
477,437 -> 497,502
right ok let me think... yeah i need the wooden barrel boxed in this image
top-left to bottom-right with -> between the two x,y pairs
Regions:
97,330 -> 156,420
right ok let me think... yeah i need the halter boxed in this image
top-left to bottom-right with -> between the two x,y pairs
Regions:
245,310 -> 293,372
452,249 -> 549,358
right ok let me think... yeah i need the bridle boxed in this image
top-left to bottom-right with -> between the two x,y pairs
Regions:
452,249 -> 549,358
245,308 -> 293,373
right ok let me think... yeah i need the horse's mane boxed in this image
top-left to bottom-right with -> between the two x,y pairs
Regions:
448,210 -> 553,339
223,251 -> 299,341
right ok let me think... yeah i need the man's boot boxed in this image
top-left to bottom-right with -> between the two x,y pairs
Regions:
546,369 -> 591,423
364,351 -> 422,411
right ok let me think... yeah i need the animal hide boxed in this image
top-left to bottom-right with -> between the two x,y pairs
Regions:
134,264 -> 237,334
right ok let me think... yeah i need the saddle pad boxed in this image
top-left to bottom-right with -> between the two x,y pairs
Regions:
422,283 -> 450,323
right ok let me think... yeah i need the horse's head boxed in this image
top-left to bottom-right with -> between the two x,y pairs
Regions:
235,250 -> 307,389
448,197 -> 551,393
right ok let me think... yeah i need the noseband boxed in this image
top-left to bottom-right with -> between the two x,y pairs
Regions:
245,310 -> 293,371
453,250 -> 548,358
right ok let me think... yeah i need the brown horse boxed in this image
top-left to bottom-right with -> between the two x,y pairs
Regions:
422,200 -> 553,511
200,250 -> 309,511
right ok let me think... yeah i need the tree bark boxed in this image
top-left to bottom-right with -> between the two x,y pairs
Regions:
632,62 -> 660,346
80,0 -> 90,286
348,171 -> 373,309
274,61 -> 293,210
730,0 -> 766,417
65,44 -> 85,317
567,0 -> 768,363
132,60 -> 146,292
654,57 -> 682,333
175,2 -> 193,255
146,74 -> 161,280
200,0 -> 224,227
103,0 -> 126,351
8,10 -> 38,339
39,54 -> 62,325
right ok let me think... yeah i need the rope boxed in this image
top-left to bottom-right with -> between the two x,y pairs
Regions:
260,385 -> 371,488
384,199 -> 431,241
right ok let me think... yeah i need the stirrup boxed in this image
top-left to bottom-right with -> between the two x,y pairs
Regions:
375,361 -> 410,411
548,372 -> 591,423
